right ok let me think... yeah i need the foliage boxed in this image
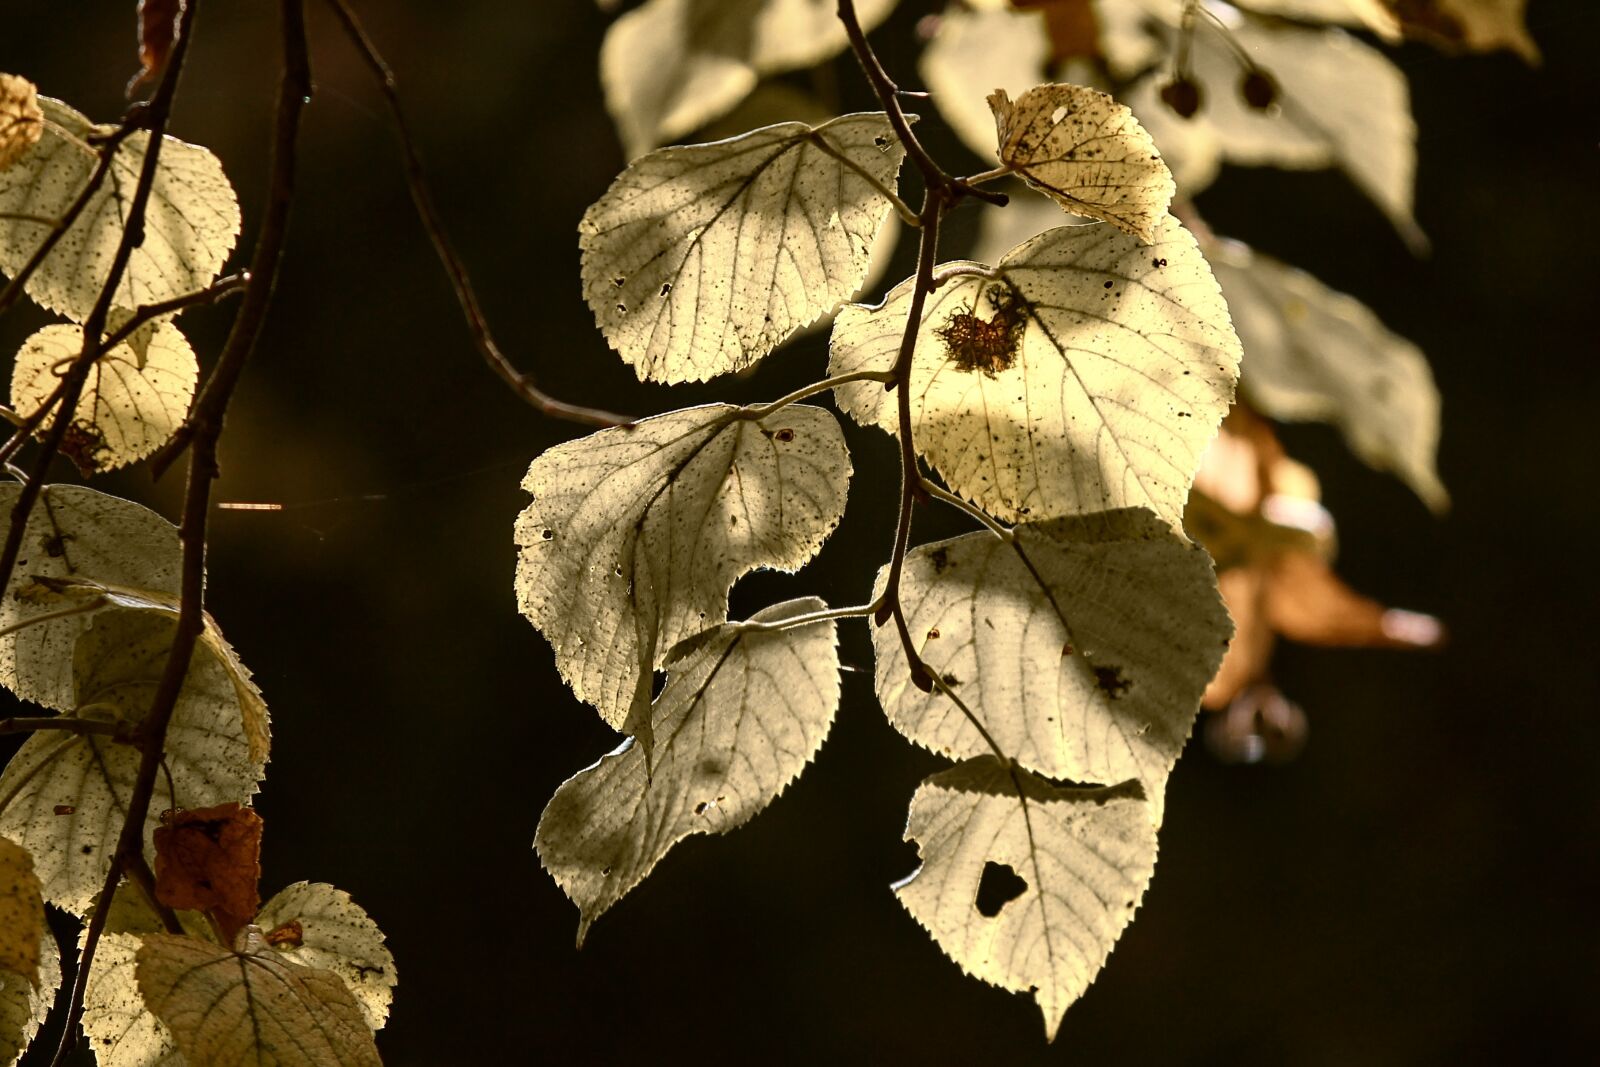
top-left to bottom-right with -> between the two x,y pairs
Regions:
0,0 -> 1537,1059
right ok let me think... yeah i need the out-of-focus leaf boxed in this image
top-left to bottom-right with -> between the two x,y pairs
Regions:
0,75 -> 43,172
0,839 -> 44,990
0,921 -> 57,1067
920,6 -> 1050,162
1387,0 -> 1540,63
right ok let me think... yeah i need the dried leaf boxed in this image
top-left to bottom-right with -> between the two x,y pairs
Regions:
516,404 -> 849,730
1233,0 -> 1400,37
0,922 -> 57,1067
875,510 -> 1229,824
1208,238 -> 1447,511
11,316 -> 198,474
136,931 -> 382,1067
255,883 -> 396,1031
895,757 -> 1156,1041
581,114 -> 907,383
0,75 -> 43,172
1387,0 -> 1540,63
537,598 -> 839,943
920,6 -> 1050,162
831,216 -> 1239,526
600,0 -> 899,157
153,803 -> 263,945
0,610 -> 266,915
0,97 -> 240,322
0,839 -> 44,990
990,84 -> 1175,242
129,0 -> 184,96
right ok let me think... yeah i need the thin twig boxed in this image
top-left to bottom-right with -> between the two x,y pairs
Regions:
919,478 -> 1013,542
0,716 -> 123,739
51,1 -> 305,1058
317,0 -> 630,430
738,369 -> 893,420
733,599 -> 884,635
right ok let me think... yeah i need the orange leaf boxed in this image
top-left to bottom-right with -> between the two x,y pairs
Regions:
153,802 -> 262,943
128,0 -> 183,97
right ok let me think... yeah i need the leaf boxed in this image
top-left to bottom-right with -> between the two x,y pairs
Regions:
130,0 -> 184,96
894,757 -> 1157,1041
136,931 -> 382,1067
831,216 -> 1240,526
10,317 -> 199,473
580,113 -> 908,383
82,932 -> 184,1067
153,803 -> 263,945
1129,17 -> 1420,246
874,510 -> 1228,822
0,610 -> 267,915
0,483 -> 179,712
1207,237 -> 1447,511
537,597 -> 839,944
0,75 -> 43,173
255,882 -> 396,1032
0,839 -> 43,990
516,403 -> 850,729
1233,0 -> 1400,36
599,0 -> 899,157
0,922 -> 58,1067
0,97 -> 240,322
989,84 -> 1175,243
1387,0 -> 1540,63
919,6 -> 1049,163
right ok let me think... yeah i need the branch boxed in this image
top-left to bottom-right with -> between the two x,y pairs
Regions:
51,0 -> 307,1058
318,0 -> 631,430
0,716 -> 124,740
919,478 -> 1013,542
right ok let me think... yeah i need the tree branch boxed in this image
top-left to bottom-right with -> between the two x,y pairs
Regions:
317,0 -> 631,430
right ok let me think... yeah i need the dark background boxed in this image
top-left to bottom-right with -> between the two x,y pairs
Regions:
5,1 -> 1597,1063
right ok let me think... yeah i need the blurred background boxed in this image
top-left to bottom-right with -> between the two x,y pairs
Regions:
4,1 -> 1597,1063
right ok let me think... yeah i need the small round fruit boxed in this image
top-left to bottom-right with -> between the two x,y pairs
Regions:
1240,69 -> 1279,110
1159,77 -> 1202,119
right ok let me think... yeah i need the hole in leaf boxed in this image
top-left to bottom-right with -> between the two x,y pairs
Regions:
774,428 -> 795,442
975,861 -> 1027,917
659,283 -> 672,296
1092,664 -> 1131,699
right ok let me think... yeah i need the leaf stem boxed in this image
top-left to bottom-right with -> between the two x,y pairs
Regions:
918,479 -> 1013,542
733,598 -> 884,634
805,131 -> 920,226
960,165 -> 1012,186
316,0 -> 631,430
739,369 -> 893,420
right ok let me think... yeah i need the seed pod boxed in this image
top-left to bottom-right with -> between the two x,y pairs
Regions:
1159,77 -> 1202,120
1240,69 -> 1279,110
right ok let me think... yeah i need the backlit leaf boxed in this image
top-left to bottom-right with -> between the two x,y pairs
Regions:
1208,238 -> 1447,511
537,598 -> 839,943
831,216 -> 1239,526
516,404 -> 850,729
0,75 -> 43,173
0,839 -> 43,990
0,483 -> 179,712
136,931 -> 382,1067
255,882 -> 397,1031
895,757 -> 1156,1041
1388,0 -> 1540,63
600,0 -> 899,157
0,98 -> 240,322
874,510 -> 1229,823
10,317 -> 198,473
581,113 -> 907,383
0,610 -> 266,915
919,6 -> 1049,162
989,83 -> 1175,242
0,921 -> 57,1067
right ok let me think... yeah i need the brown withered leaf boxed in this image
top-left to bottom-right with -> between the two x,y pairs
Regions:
129,0 -> 182,96
1010,0 -> 1101,61
1187,408 -> 1444,729
1386,0 -> 1540,63
153,802 -> 262,944
0,74 -> 43,172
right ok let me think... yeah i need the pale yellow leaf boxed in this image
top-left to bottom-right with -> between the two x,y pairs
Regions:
1208,238 -> 1447,510
0,484 -> 179,711
581,113 -> 907,383
873,510 -> 1229,825
83,933 -> 184,1067
1390,0 -> 1539,62
600,0 -> 899,157
1234,0 -> 1400,37
11,317 -> 198,473
537,598 -> 839,943
255,883 -> 396,1031
919,6 -> 1049,162
0,75 -> 43,173
136,931 -> 381,1067
0,839 -> 43,990
0,98 -> 240,322
895,757 -> 1156,1041
0,610 -> 266,915
516,404 -> 850,729
831,216 -> 1239,526
0,922 -> 58,1067
989,83 -> 1175,242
